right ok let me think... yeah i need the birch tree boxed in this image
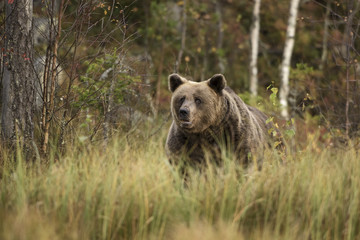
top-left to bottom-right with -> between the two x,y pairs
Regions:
1,0 -> 36,151
279,0 -> 301,119
249,0 -> 261,96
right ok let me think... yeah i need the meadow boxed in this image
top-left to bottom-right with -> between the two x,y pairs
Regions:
1,126 -> 360,240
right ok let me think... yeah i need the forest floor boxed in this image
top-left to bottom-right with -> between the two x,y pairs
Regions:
0,124 -> 359,240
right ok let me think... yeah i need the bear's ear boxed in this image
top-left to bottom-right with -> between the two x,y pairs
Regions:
168,73 -> 187,92
208,74 -> 226,94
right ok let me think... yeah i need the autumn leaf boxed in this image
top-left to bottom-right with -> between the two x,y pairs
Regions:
274,141 -> 282,148
266,117 -> 274,124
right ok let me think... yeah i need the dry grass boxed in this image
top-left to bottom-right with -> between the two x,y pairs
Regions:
1,128 -> 359,239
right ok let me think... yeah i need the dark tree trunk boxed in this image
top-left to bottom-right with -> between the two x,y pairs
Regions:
1,0 -> 35,151
216,0 -> 225,73
176,0 -> 187,73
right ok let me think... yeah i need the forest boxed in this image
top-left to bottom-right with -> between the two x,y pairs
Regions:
0,0 -> 360,239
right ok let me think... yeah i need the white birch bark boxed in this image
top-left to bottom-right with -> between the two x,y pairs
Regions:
279,0 -> 301,119
249,0 -> 261,96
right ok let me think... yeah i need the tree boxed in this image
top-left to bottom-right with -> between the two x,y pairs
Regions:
1,0 -> 36,152
279,0 -> 301,119
216,0 -> 225,73
343,0 -> 359,138
249,0 -> 261,97
176,0 -> 187,73
40,0 -> 64,154
319,0 -> 331,71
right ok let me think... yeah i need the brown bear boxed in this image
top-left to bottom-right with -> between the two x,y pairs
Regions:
165,73 -> 281,169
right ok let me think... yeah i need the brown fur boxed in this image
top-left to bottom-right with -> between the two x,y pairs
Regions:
166,73 -> 277,169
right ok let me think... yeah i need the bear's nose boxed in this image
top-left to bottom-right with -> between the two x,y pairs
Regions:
179,108 -> 189,120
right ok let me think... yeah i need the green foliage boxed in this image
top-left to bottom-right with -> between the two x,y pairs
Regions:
281,118 -> 295,142
284,128 -> 296,138
290,63 -> 314,81
28,0 -> 360,142
269,87 -> 278,106
140,2 -> 178,44
73,49 -> 139,112
266,82 -> 280,107
238,91 -> 263,106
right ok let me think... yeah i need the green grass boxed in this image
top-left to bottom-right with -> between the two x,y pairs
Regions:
1,129 -> 360,240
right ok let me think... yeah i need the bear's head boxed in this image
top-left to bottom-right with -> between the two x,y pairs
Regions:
168,73 -> 227,133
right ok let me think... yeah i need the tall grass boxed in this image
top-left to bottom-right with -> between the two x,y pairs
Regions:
0,128 -> 360,239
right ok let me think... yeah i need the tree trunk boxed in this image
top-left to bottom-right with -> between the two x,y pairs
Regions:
1,0 -> 35,152
249,0 -> 261,97
344,0 -> 358,138
279,0 -> 301,119
176,0 -> 187,73
58,3 -> 83,150
41,0 -> 64,154
103,66 -> 115,146
319,0 -> 331,71
142,0 -> 157,118
155,38 -> 165,109
201,31 -> 209,82
216,0 -> 225,73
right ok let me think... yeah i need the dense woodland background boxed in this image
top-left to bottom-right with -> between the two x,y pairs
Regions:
0,0 -> 359,154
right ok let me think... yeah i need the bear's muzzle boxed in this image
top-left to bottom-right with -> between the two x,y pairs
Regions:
179,108 -> 190,121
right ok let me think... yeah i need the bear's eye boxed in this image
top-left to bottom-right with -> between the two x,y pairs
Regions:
179,96 -> 185,104
195,98 -> 202,105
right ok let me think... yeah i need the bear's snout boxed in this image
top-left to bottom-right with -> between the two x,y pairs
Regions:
179,108 -> 190,120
